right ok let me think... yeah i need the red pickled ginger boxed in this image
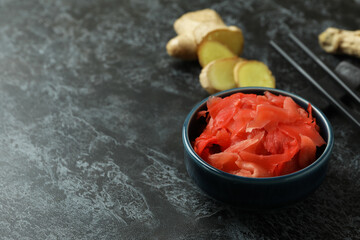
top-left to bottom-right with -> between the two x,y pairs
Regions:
193,91 -> 326,178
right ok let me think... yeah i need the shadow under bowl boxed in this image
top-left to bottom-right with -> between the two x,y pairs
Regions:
182,87 -> 334,210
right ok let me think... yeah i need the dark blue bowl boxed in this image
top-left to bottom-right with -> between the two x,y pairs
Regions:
182,87 -> 334,210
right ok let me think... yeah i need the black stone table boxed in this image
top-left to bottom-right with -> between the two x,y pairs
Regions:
1,0 -> 359,239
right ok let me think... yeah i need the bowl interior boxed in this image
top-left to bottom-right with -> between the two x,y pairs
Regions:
185,87 -> 333,180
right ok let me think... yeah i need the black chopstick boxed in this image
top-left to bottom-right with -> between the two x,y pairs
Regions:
288,33 -> 360,104
270,40 -> 360,128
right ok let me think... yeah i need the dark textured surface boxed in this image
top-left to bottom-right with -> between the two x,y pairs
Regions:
0,0 -> 359,239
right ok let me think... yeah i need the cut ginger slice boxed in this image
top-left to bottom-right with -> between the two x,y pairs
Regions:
201,26 -> 244,56
197,40 -> 236,67
199,57 -> 243,94
234,60 -> 276,88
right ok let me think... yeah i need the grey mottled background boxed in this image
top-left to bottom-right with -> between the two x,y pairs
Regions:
0,0 -> 359,239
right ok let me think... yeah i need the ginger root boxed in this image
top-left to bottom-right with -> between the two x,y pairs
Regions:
319,27 -> 360,58
166,9 -> 244,61
234,60 -> 276,88
166,9 -> 276,94
199,57 -> 243,94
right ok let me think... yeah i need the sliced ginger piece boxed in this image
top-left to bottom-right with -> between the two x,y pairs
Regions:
234,60 -> 275,88
201,26 -> 244,56
198,40 -> 236,67
193,22 -> 228,45
199,57 -> 243,94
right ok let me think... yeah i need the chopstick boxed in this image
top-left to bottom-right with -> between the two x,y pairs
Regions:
288,33 -> 360,104
270,40 -> 360,128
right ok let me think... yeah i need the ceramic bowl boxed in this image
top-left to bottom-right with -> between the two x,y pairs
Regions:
182,87 -> 334,209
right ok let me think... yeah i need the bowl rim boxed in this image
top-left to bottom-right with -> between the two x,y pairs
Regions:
182,87 -> 334,183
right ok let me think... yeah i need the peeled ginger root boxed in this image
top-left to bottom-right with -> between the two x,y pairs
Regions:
200,58 -> 275,94
197,40 -> 236,67
319,27 -> 360,58
234,60 -> 275,88
166,9 -> 244,60
200,57 -> 243,94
